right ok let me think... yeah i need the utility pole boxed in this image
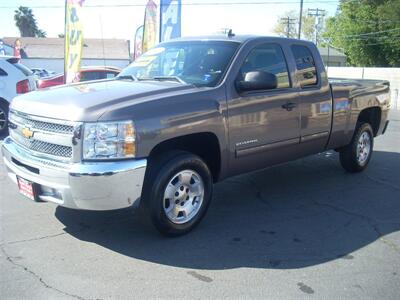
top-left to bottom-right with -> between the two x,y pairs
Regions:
281,17 -> 297,38
308,8 -> 326,46
298,0 -> 303,39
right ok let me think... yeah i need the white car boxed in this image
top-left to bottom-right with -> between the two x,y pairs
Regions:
0,56 -> 36,135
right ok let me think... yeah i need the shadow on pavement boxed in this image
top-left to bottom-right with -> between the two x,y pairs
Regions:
55,150 -> 400,270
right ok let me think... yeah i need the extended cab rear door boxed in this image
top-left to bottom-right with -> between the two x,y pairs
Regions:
289,43 -> 333,154
226,40 -> 301,176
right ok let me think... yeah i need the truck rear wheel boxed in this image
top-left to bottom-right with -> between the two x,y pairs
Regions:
142,151 -> 213,236
339,123 -> 374,173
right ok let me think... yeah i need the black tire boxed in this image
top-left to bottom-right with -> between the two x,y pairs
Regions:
339,123 -> 374,173
0,101 -> 9,137
142,151 -> 213,236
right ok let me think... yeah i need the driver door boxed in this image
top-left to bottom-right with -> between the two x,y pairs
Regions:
227,43 -> 301,175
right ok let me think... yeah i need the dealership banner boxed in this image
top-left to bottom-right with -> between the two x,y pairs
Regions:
142,0 -> 159,53
134,25 -> 144,59
160,0 -> 181,42
64,0 -> 84,83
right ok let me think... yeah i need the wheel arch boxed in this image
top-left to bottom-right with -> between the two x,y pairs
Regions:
147,132 -> 222,182
0,97 -> 10,133
357,106 -> 382,136
0,97 -> 10,105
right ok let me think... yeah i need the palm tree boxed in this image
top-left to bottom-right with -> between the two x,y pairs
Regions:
14,6 -> 46,37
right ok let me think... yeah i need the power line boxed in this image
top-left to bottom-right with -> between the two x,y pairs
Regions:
340,28 -> 400,39
330,18 -> 400,26
355,20 -> 400,24
0,1 -> 343,9
350,35 -> 400,41
344,35 -> 400,41
362,40 -> 400,46
307,8 -> 326,17
327,35 -> 400,47
327,28 -> 400,41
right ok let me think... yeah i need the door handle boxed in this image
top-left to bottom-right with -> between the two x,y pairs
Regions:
281,102 -> 297,111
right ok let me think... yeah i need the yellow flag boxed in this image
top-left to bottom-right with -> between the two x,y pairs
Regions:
142,0 -> 159,53
65,0 -> 84,83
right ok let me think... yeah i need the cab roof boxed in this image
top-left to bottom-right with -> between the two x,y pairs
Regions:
161,35 -> 312,45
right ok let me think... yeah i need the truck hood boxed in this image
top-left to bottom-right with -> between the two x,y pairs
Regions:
10,79 -> 196,122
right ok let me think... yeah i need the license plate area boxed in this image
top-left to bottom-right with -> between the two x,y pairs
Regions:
17,176 -> 38,201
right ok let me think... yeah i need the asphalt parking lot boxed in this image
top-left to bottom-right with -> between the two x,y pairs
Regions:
1,111 -> 399,299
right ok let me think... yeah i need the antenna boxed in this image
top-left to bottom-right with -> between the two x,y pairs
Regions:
227,29 -> 235,38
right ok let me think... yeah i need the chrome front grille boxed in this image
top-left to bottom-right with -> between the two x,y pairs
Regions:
9,112 -> 74,135
8,110 -> 80,162
10,131 -> 73,158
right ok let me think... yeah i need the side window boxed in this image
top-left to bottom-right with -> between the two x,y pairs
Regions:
80,71 -> 101,82
106,72 -> 117,79
240,43 -> 290,89
98,71 -> 107,80
291,45 -> 318,87
0,68 -> 7,76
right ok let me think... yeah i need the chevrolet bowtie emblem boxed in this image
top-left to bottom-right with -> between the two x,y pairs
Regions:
22,127 -> 34,139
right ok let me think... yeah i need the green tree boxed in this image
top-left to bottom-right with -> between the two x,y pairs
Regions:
273,10 -> 318,41
323,0 -> 400,67
14,6 -> 47,38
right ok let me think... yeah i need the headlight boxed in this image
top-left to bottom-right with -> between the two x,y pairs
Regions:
83,121 -> 136,160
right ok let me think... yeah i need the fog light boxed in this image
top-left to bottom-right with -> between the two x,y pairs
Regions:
40,186 -> 62,200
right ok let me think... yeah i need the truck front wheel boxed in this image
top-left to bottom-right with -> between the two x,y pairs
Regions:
0,101 -> 9,136
339,123 -> 374,173
142,151 -> 213,236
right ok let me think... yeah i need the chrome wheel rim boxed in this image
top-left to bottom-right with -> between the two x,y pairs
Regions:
163,169 -> 205,224
357,131 -> 371,165
0,108 -> 6,130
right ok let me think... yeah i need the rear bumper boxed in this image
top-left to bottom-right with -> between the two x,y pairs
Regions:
1,136 -> 147,210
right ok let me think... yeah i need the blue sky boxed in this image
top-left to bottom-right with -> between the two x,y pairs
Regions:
0,0 -> 340,41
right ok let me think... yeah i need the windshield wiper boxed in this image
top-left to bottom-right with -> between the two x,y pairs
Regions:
148,76 -> 187,84
116,74 -> 139,81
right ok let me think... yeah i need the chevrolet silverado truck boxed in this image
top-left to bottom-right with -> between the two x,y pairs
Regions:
1,36 -> 391,236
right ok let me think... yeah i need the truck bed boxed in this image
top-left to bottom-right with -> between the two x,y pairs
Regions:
327,77 -> 391,150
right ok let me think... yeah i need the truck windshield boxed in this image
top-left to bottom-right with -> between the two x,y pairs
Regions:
119,41 -> 239,87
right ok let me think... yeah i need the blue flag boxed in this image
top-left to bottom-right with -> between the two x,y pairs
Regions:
160,0 -> 181,42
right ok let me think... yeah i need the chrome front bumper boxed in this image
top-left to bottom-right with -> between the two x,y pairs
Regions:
1,137 -> 147,210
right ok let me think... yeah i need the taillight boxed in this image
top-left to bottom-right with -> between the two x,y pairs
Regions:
16,79 -> 31,94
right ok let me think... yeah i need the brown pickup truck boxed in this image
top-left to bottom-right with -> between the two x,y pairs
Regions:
2,35 -> 391,236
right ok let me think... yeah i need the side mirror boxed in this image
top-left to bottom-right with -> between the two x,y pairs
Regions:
236,71 -> 278,92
